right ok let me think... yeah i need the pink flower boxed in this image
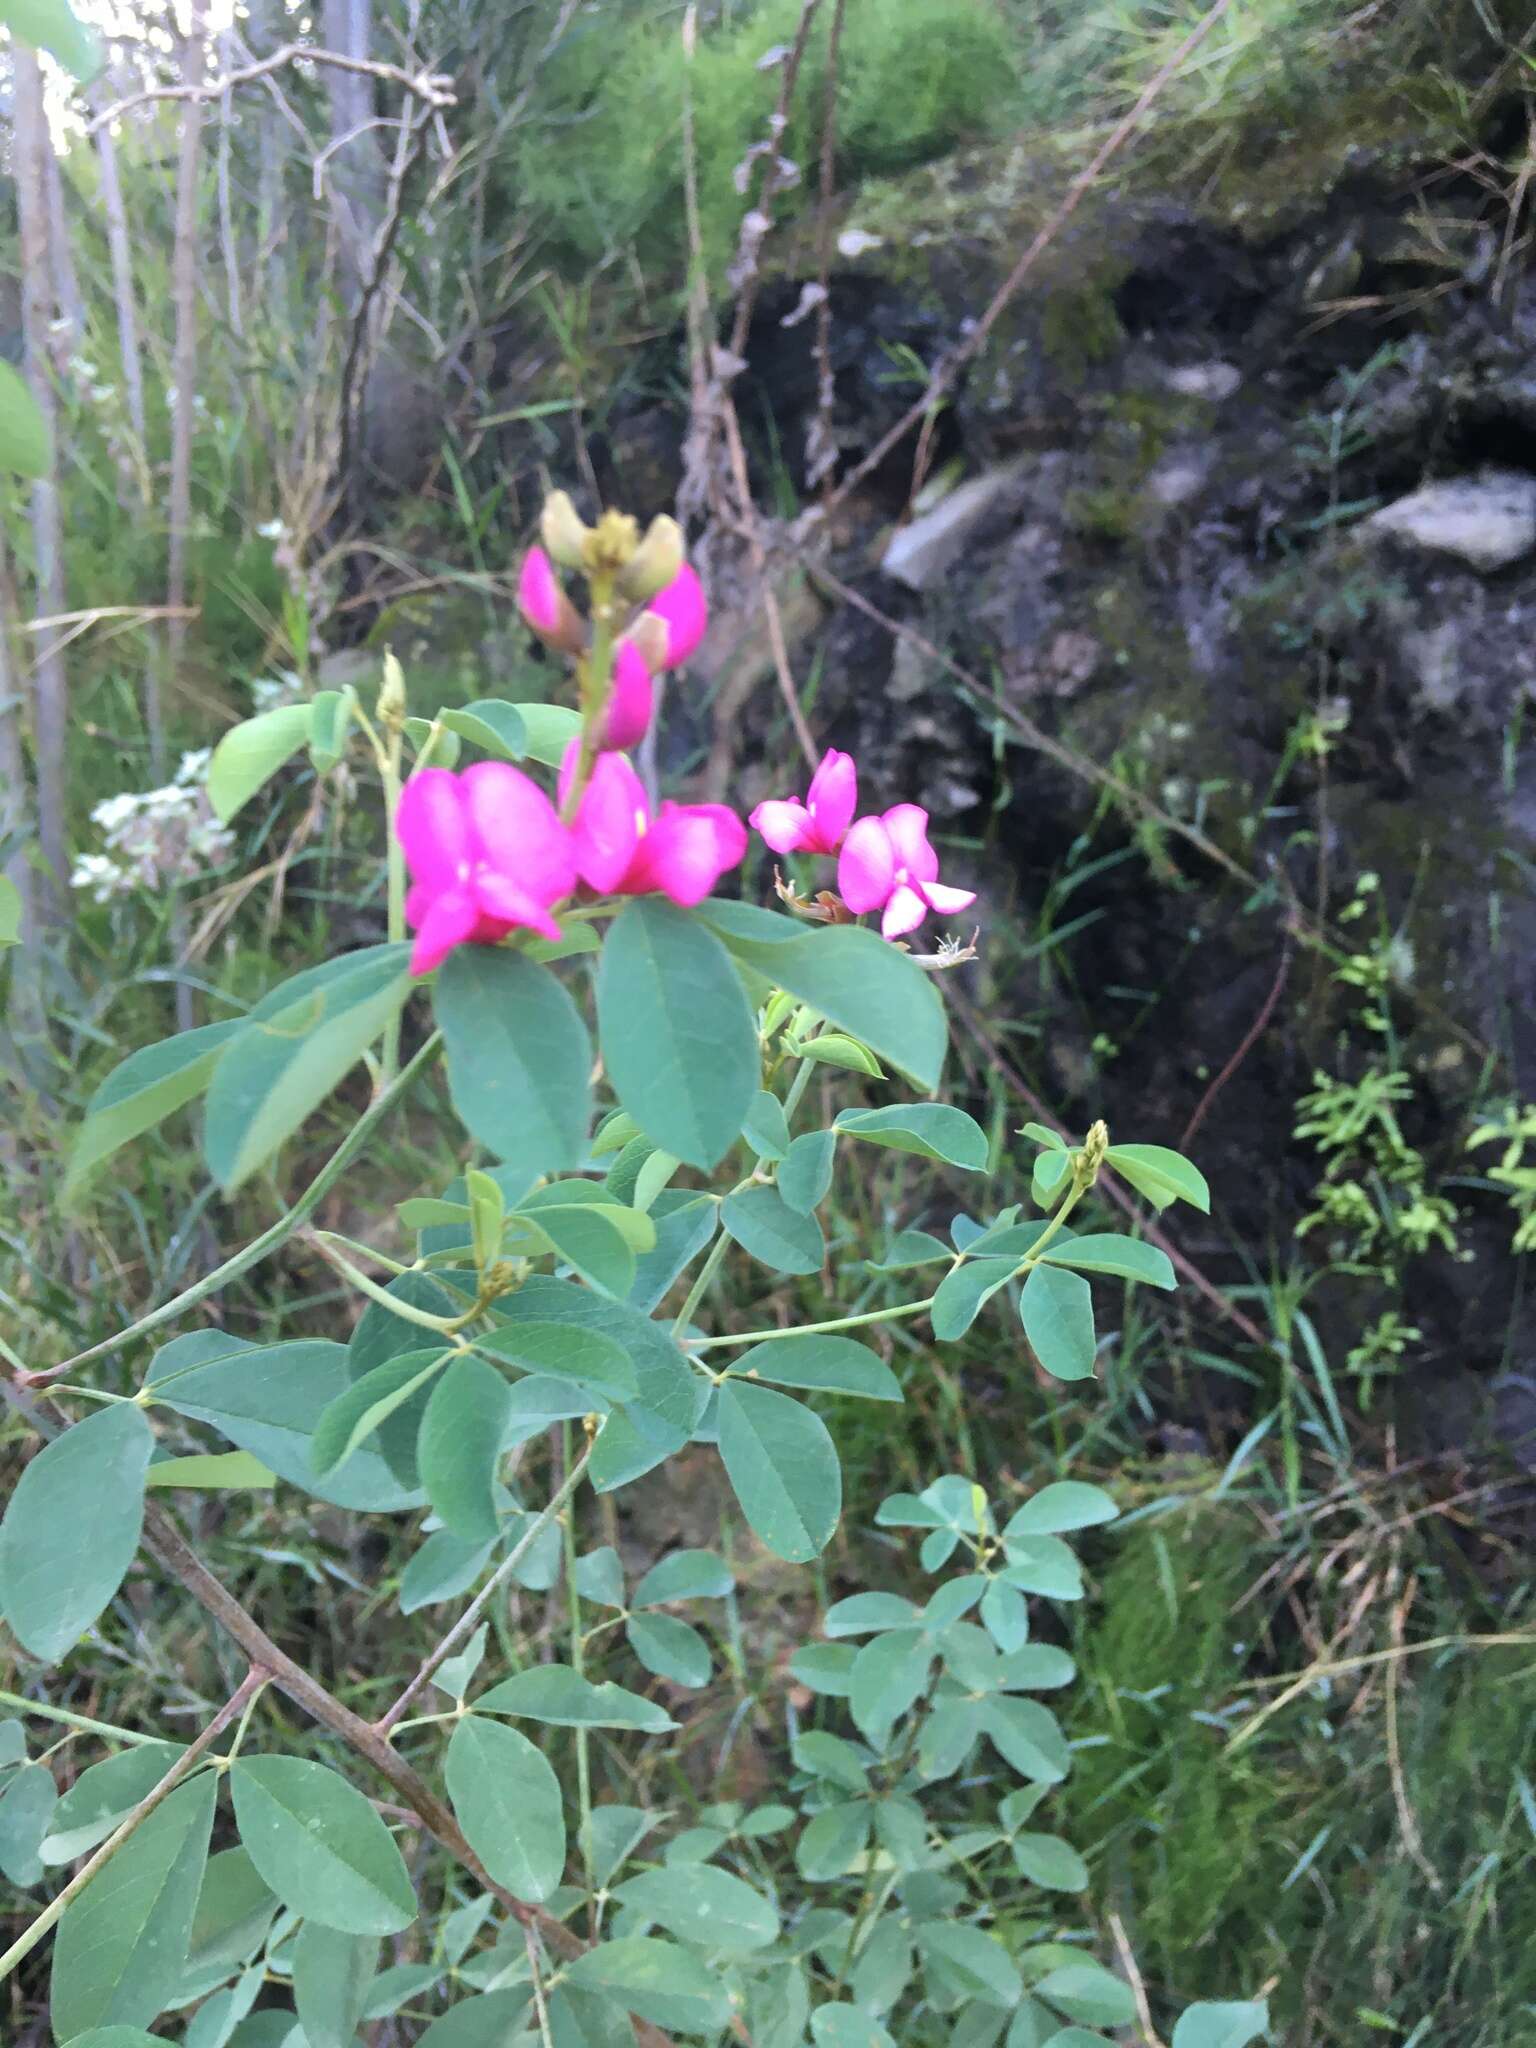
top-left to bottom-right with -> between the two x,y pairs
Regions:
397,763 -> 577,975
601,639 -> 655,752
837,803 -> 977,941
560,745 -> 746,906
646,564 -> 708,669
518,547 -> 582,652
750,748 -> 857,856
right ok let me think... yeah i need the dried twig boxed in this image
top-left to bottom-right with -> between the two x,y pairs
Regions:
87,43 -> 456,131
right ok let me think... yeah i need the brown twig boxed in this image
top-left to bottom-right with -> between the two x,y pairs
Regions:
1108,1910 -> 1166,2048
818,0 -> 1242,522
87,44 -> 456,131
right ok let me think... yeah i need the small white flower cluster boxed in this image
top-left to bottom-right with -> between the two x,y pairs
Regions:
70,750 -> 236,905
249,670 -> 306,712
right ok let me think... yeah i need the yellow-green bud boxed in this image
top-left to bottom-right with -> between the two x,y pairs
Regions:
581,508 -> 641,579
378,649 -> 408,724
617,515 -> 685,603
540,490 -> 593,569
1080,1119 -> 1110,1178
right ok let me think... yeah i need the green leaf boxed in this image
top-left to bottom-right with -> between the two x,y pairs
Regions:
931,1255 -> 1015,1341
793,1730 -> 870,1794
834,1104 -> 988,1170
51,1775 -> 215,2040
364,1963 -> 447,2018
597,899 -> 759,1171
626,1611 -> 711,1688
849,1628 -> 933,1745
445,1716 -> 565,1902
1035,1961 -> 1138,2029
145,1450 -> 275,1491
0,1402 -> 152,1662
0,873 -> 21,946
513,1186 -> 641,1299
1032,1147 -> 1073,1210
431,1624 -> 489,1704
0,1764 -> 57,1884
475,1321 -> 637,1401
58,2033 -> 168,2048
1106,1142 -> 1211,1214
721,1185 -> 825,1275
632,1548 -> 733,1605
230,1758 -> 417,1935
716,1380 -> 840,1561
436,948 -> 591,1173
416,1991 -> 536,2047
978,1696 -> 1070,1782
796,1033 -> 885,1077
0,359 -> 50,476
184,1847 -> 277,1986
700,902 -> 947,1091
980,1576 -> 1029,1654
440,698 -> 528,759
612,1864 -> 778,1951
65,1019 -> 242,1202
778,1129 -> 836,1215
203,947 -> 412,1190
151,1336 -> 418,1512
418,1354 -> 514,1544
867,1227 -> 952,1272
400,1528 -> 495,1613
511,702 -> 583,767
630,1191 -> 718,1312
1004,1482 -> 1118,1535
917,1922 -> 1022,2008
730,1335 -> 901,1403
568,1935 -> 732,2033
0,0 -> 100,76
465,1167 -> 506,1270
40,1743 -> 184,1865
574,1546 -> 626,1608
312,1350 -> 449,1478
1171,2001 -> 1270,2048
824,1591 -> 920,1636
1000,1535 -> 1084,1601
1019,1263 -> 1097,1382
207,705 -> 313,822
1011,1832 -> 1089,1891
293,1922 -> 378,2048
307,687 -> 354,775
1040,1234 -> 1176,1289
348,1272 -> 468,1486
475,1665 -> 675,1732
742,1089 -> 791,1160
795,1799 -> 871,1880
811,2007 -> 897,2048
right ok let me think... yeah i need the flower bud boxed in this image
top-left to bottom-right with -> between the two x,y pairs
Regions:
624,610 -> 670,674
617,515 -> 686,603
600,639 -> 655,752
378,649 -> 408,724
648,564 -> 708,669
518,547 -> 586,656
540,490 -> 592,569
582,508 -> 641,578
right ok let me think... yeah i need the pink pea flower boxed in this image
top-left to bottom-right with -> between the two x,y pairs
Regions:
750,748 -> 857,857
397,762 -> 577,975
600,639 -> 655,752
560,745 -> 746,906
646,564 -> 708,669
518,547 -> 583,653
837,803 -> 977,941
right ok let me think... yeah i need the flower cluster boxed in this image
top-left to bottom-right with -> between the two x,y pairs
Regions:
395,496 -> 977,975
71,751 -> 236,904
751,750 -> 976,940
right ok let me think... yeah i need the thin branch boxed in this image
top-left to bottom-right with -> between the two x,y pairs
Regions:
88,43 -> 456,131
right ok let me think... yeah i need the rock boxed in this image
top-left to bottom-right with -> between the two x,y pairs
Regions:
1365,470 -> 1536,574
880,461 -> 1028,591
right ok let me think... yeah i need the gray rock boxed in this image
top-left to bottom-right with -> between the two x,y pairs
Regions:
881,461 -> 1027,591
1365,469 -> 1536,574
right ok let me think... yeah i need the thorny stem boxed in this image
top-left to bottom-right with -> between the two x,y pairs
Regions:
27,1031 -> 444,1385
0,1666 -> 270,1992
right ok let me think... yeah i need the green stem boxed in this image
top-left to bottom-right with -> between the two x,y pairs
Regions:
376,1435 -> 596,1735
670,1226 -> 736,1341
31,1033 -> 443,1385
0,1666 -> 268,1994
563,1421 -> 596,1925
0,1692 -> 165,1748
780,1058 -> 815,1128
307,1237 -> 465,1333
381,719 -> 407,1086
688,1297 -> 936,1351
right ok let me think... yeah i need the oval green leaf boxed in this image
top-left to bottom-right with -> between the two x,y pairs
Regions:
716,1380 -> 840,1562
436,947 -> 591,1174
230,1758 -> 417,1935
445,1716 -> 565,1903
835,1103 -> 988,1170
1019,1262 -> 1097,1381
207,704 -> 313,823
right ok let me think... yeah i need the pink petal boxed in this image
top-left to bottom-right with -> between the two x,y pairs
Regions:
518,546 -> 563,636
472,869 -> 563,941
837,815 -> 895,914
922,881 -> 976,917
881,884 -> 929,941
636,803 -> 747,905
571,750 -> 647,895
807,748 -> 857,850
408,887 -> 479,975
396,768 -> 470,892
649,564 -> 708,668
602,640 -> 655,752
461,760 -> 576,905
881,803 -> 938,883
750,797 -> 813,855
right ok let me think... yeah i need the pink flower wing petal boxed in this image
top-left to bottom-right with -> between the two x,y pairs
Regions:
639,804 -> 745,905
650,564 -> 708,668
922,881 -> 977,917
881,803 -> 938,883
807,749 -> 857,849
408,886 -> 480,975
837,815 -> 896,914
881,884 -> 929,941
461,760 -> 575,905
472,869 -> 563,940
396,768 -> 470,892
571,750 -> 647,895
750,797 -> 813,854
